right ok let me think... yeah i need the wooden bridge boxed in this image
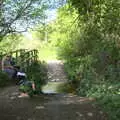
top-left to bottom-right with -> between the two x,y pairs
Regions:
0,49 -> 38,72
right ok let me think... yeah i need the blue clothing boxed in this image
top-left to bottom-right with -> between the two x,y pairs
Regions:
2,56 -> 16,78
3,68 -> 15,78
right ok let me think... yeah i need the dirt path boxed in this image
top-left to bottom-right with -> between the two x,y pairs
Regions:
0,60 -> 107,120
47,60 -> 67,82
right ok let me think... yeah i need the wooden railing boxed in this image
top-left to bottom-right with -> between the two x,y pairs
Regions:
18,49 -> 38,71
0,49 -> 38,72
0,49 -> 27,61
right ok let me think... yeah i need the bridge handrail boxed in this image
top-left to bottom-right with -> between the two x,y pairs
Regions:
0,49 -> 38,72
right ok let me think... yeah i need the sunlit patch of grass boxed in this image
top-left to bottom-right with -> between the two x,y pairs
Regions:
38,45 -> 58,61
42,81 -> 77,94
57,82 -> 77,94
42,82 -> 64,93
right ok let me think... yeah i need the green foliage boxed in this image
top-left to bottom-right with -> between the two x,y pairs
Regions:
98,95 -> 120,120
0,34 -> 22,53
57,82 -> 77,94
64,57 -> 120,120
0,71 -> 11,87
39,5 -> 78,47
26,61 -> 48,93
0,0 -> 48,41
31,24 -> 46,41
49,1 -> 120,120
38,42 -> 58,60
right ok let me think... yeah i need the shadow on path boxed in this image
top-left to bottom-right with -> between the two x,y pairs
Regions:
0,60 -> 107,120
0,86 -> 107,120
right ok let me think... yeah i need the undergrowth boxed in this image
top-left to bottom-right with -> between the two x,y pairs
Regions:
64,57 -> 120,120
0,71 -> 11,87
26,61 -> 48,94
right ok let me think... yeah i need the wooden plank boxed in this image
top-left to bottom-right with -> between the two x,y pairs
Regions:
0,49 -> 38,72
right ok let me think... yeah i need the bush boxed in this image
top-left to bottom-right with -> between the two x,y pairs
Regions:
26,61 -> 48,93
98,94 -> 120,120
0,71 -> 11,87
64,61 -> 120,120
57,82 -> 77,94
56,1 -> 120,119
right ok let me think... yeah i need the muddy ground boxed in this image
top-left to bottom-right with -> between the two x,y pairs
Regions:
0,60 -> 107,120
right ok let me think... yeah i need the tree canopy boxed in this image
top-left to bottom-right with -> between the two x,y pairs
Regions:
34,1 -> 120,119
0,0 -> 64,41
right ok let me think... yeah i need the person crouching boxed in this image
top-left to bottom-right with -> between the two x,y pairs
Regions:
17,72 -> 35,98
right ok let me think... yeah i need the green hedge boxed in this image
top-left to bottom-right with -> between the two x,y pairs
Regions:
64,59 -> 120,120
0,71 -> 11,87
26,61 -> 48,94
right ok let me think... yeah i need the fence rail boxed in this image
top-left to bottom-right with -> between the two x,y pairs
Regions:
0,49 -> 38,72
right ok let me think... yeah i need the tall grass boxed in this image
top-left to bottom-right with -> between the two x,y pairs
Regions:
38,43 -> 58,61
